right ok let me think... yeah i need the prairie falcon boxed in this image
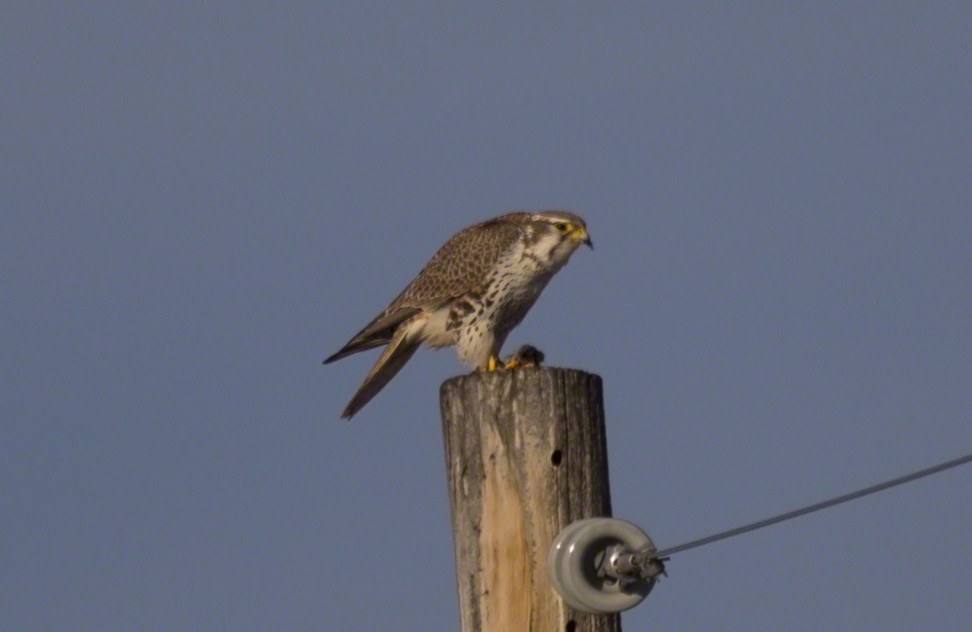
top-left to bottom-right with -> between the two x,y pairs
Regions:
324,211 -> 592,418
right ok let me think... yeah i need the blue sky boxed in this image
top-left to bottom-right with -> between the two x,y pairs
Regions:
3,3 -> 971,630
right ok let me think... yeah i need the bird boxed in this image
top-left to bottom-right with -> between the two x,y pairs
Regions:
324,210 -> 592,418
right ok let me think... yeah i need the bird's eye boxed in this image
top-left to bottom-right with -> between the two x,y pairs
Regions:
554,222 -> 570,232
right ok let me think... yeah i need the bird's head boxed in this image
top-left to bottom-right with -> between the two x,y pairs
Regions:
527,210 -> 592,266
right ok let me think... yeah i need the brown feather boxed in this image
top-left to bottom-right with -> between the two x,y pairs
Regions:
323,306 -> 421,364
340,326 -> 421,419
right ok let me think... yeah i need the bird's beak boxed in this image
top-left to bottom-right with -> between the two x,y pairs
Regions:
575,227 -> 593,249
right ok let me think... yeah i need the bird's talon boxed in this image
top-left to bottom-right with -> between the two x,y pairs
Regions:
502,344 -> 545,369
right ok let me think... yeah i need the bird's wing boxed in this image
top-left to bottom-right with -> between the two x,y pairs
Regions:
324,215 -> 523,364
323,305 -> 421,363
392,216 -> 523,310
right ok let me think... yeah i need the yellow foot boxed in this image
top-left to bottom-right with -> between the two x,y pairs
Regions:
479,354 -> 501,372
502,345 -> 546,369
479,347 -> 545,371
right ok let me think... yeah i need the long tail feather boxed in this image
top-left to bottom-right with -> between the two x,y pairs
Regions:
341,329 -> 421,419
324,307 -> 421,365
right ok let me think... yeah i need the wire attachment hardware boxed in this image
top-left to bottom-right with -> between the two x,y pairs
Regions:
606,545 -> 668,584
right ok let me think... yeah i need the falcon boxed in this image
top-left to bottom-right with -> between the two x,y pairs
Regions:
324,211 -> 592,418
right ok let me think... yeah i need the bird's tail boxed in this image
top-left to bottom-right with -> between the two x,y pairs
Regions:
341,327 -> 421,419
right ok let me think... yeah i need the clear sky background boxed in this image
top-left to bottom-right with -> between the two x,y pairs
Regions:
3,3 -> 971,631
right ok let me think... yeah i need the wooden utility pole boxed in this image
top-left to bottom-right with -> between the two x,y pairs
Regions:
440,367 -> 620,632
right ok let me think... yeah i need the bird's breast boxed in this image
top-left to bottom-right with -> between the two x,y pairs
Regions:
450,243 -> 563,367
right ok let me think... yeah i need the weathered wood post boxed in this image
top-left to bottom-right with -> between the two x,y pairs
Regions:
440,366 -> 620,632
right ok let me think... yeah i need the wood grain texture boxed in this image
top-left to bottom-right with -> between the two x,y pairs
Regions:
440,367 -> 621,632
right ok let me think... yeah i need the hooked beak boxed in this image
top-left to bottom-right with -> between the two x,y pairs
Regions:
575,227 -> 593,250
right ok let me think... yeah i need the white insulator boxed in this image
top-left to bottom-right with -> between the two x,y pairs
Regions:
547,517 -> 657,614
